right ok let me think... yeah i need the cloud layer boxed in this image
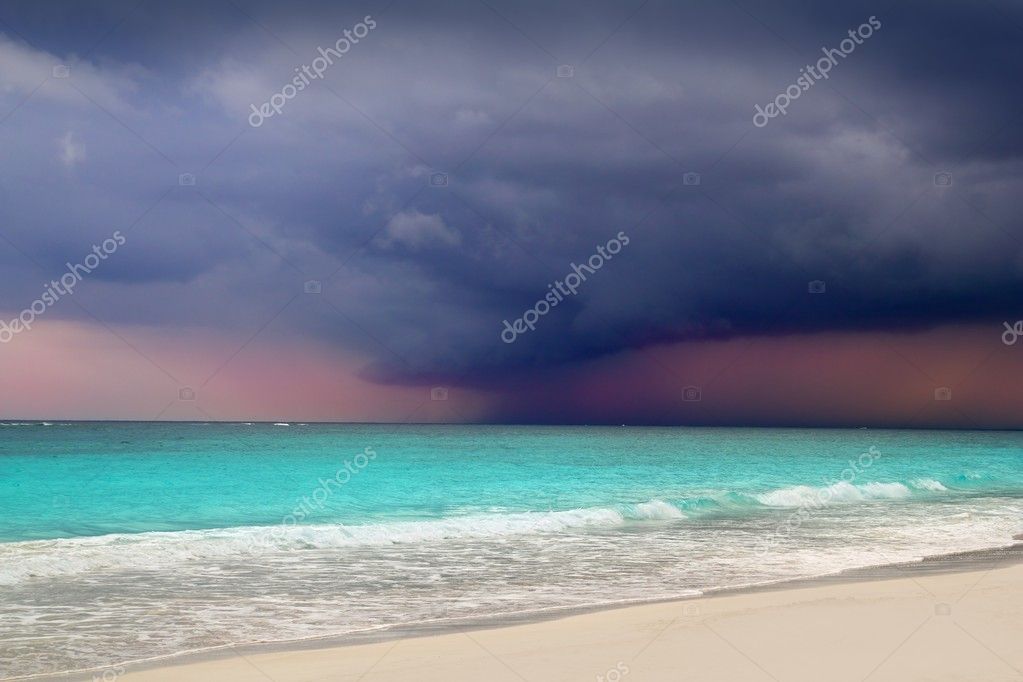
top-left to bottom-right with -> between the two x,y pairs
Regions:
1,0 -> 1021,421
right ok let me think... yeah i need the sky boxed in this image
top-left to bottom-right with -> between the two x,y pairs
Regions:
0,0 -> 1021,426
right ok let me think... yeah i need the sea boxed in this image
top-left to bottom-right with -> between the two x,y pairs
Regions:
1,423 -> 1021,679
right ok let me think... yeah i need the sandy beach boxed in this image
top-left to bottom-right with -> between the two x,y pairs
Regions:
110,555 -> 1023,682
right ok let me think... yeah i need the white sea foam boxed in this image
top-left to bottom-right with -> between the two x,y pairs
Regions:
0,499 -> 710,586
0,505 -> 637,585
2,493 -> 1020,680
754,481 -> 912,507
7,483 -> 962,587
859,482 -> 913,498
0,480 -> 993,593
631,499 -> 685,519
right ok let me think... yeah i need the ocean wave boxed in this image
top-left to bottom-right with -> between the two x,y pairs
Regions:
911,478 -> 948,491
0,505 -> 637,585
0,479 -> 966,585
753,481 -> 912,507
0,421 -> 67,426
630,499 -> 686,520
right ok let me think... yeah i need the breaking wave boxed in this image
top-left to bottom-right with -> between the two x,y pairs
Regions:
0,479 -> 963,585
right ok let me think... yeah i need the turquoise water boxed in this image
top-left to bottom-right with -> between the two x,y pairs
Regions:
1,423 -> 1021,678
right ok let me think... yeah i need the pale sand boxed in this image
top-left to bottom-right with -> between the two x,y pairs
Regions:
121,562 -> 1023,682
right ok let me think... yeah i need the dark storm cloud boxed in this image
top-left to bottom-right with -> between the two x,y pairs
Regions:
1,0 -> 1021,384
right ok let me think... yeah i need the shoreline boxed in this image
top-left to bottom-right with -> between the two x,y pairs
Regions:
3,422 -> 1023,432
20,540 -> 1023,681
